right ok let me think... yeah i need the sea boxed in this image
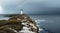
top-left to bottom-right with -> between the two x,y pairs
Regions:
0,14 -> 60,33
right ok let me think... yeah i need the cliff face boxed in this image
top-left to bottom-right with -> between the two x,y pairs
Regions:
0,14 -> 39,33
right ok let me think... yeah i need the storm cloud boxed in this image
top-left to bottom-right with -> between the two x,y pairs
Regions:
0,0 -> 60,14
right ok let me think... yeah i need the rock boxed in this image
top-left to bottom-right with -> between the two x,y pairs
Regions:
0,14 -> 39,33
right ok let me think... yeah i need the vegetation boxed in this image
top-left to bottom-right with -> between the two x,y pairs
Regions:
0,14 -> 39,33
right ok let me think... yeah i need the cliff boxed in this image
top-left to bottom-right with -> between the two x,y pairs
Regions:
0,14 -> 39,33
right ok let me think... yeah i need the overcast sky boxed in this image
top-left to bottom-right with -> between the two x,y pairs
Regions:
0,0 -> 60,14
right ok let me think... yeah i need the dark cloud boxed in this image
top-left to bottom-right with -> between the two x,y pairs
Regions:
0,0 -> 60,14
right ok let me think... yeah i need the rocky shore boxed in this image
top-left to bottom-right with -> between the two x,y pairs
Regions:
0,14 -> 39,33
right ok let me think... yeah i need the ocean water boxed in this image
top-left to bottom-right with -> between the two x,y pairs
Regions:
0,15 -> 60,33
29,15 -> 60,33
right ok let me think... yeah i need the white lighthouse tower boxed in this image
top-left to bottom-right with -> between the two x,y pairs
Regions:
20,9 -> 24,14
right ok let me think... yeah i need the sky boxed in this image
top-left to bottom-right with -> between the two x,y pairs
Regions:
0,0 -> 60,14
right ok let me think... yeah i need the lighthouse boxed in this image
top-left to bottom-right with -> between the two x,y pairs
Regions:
20,9 -> 24,14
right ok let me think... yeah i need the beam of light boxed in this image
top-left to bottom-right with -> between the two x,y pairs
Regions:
0,6 -> 3,14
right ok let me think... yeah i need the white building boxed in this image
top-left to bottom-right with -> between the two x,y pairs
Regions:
20,9 -> 24,14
